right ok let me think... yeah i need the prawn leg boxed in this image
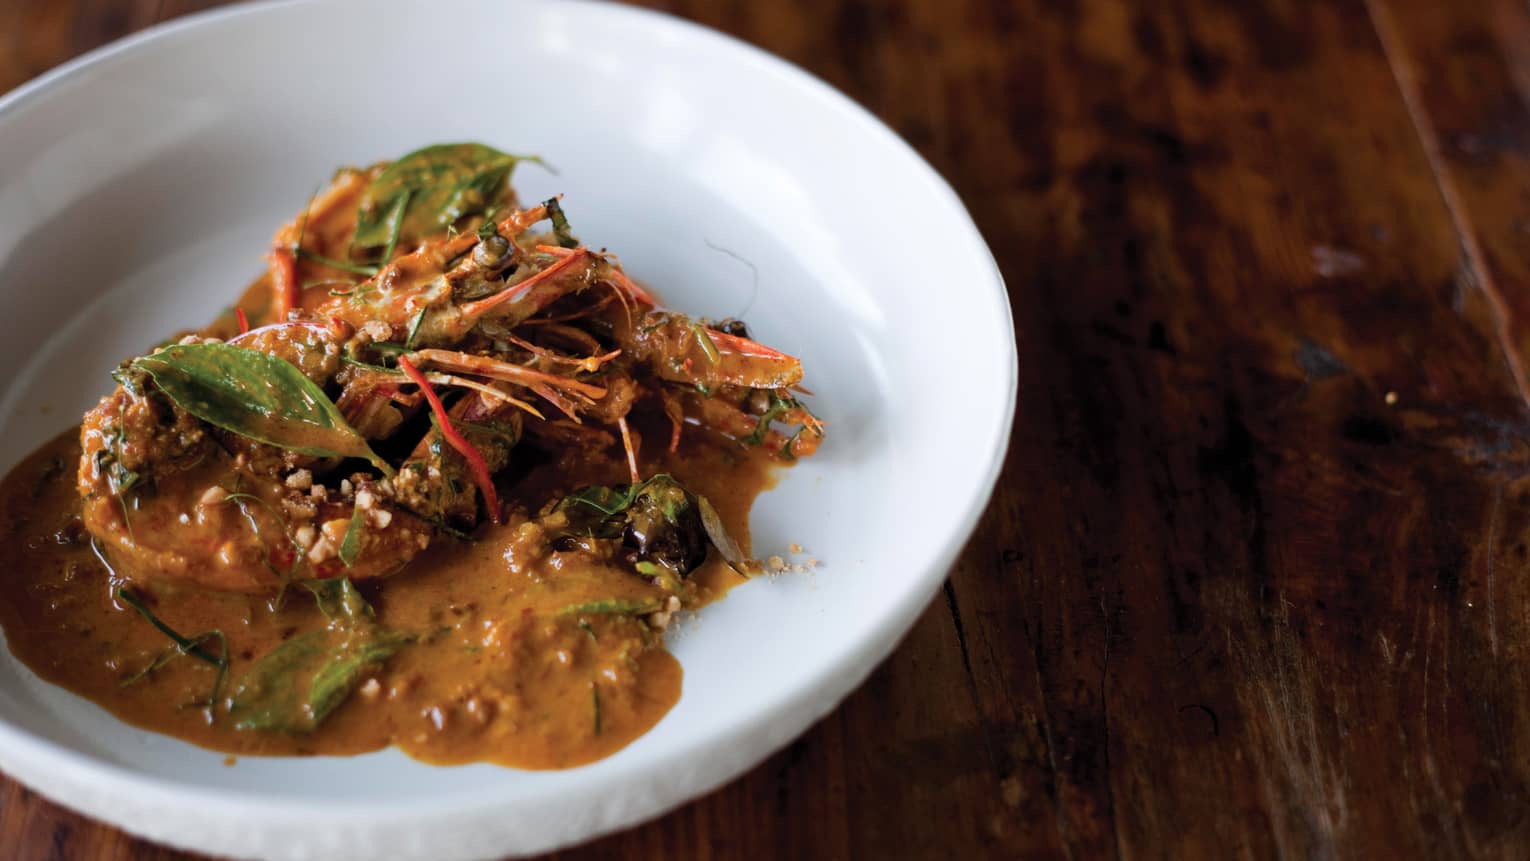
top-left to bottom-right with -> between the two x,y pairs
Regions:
678,389 -> 823,460
614,310 -> 804,390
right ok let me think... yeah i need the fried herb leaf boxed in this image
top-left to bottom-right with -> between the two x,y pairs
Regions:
561,483 -> 643,516
557,475 -> 732,577
132,343 -> 392,476
545,197 -> 579,249
696,495 -> 748,574
743,391 -> 801,446
353,143 -> 537,248
560,474 -> 678,516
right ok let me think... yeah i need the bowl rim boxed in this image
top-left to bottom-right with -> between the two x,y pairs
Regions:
0,0 -> 1017,845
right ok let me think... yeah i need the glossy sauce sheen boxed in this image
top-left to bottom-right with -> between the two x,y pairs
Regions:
0,427 -> 771,769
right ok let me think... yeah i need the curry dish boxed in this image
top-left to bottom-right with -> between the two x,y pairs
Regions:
0,143 -> 822,768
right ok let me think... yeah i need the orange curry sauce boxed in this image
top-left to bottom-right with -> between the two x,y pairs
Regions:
0,397 -> 771,770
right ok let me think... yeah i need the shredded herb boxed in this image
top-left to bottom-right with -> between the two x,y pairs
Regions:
114,491 -> 137,544
340,354 -> 400,374
691,323 -> 720,364
352,143 -> 538,249
561,474 -> 678,516
578,620 -> 598,642
376,188 -> 411,267
338,505 -> 366,567
225,492 -> 304,579
369,341 -> 410,358
405,307 -> 428,349
743,391 -> 801,446
305,276 -> 363,291
477,214 -> 498,241
121,647 -> 183,687
558,598 -> 662,617
294,183 -> 317,262
121,630 -> 227,704
117,587 -> 225,667
294,246 -> 380,276
779,428 -> 804,460
107,400 -> 139,542
201,633 -> 231,710
419,511 -> 474,541
591,683 -> 602,736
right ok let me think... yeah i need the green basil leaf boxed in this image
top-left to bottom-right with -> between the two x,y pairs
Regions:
301,576 -> 375,624
231,578 -> 411,733
305,628 -> 412,727
352,143 -> 537,248
132,343 -> 393,476
561,484 -> 640,516
338,507 -> 366,568
228,630 -> 327,731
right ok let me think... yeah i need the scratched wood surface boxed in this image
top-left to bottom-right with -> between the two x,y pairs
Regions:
5,0 -> 1530,857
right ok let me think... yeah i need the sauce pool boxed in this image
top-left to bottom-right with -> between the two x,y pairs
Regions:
0,424 -> 772,769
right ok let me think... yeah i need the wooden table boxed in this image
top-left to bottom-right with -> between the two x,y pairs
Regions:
6,0 -> 1530,857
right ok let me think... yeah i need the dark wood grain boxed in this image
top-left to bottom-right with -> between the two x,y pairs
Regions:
6,0 -> 1530,858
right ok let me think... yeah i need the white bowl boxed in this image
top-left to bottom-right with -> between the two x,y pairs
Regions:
0,1 -> 1015,858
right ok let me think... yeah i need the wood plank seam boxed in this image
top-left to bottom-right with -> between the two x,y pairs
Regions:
1364,0 -> 1530,412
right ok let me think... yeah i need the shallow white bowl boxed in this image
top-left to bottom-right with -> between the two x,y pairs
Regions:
0,1 -> 1015,858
